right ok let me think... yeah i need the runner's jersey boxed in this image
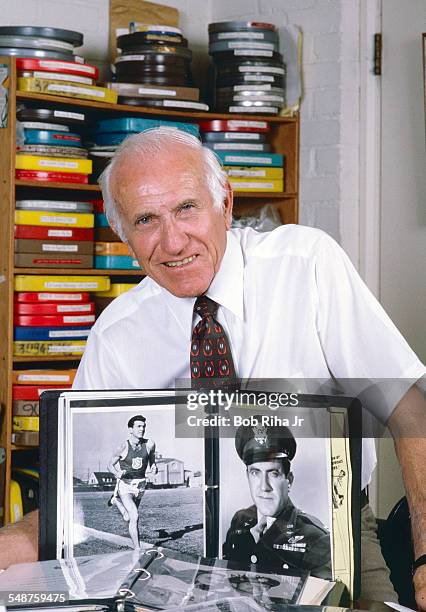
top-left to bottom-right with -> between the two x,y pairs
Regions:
119,439 -> 149,479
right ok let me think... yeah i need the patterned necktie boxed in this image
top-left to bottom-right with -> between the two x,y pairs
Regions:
190,295 -> 237,388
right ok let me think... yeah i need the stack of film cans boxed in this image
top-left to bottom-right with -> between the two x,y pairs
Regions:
12,368 -> 77,447
0,25 -> 84,62
199,119 -> 284,193
94,282 -> 139,316
208,21 -> 285,115
88,116 -> 199,185
0,26 -> 117,103
13,274 -> 110,358
92,198 -> 142,270
16,106 -> 92,184
108,22 -> 209,112
14,198 -> 94,268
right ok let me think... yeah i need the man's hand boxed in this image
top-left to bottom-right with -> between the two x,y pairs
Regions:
151,463 -> 158,475
0,511 -> 39,569
414,565 -> 426,611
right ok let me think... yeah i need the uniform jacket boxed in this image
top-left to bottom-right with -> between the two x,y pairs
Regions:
222,500 -> 332,579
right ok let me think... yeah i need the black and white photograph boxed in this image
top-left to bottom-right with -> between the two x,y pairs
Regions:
66,403 -> 205,558
130,554 -> 307,609
219,411 -> 332,580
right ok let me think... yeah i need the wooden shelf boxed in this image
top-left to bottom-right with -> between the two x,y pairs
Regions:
15,180 -> 100,191
16,91 -> 298,123
14,267 -> 144,275
234,192 -> 297,199
0,56 -> 299,526
13,355 -> 82,363
11,444 -> 38,451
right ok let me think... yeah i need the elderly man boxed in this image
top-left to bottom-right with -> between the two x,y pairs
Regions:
1,127 -> 425,608
223,422 -> 331,579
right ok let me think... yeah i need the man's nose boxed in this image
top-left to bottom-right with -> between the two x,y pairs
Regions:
160,218 -> 189,254
260,473 -> 272,492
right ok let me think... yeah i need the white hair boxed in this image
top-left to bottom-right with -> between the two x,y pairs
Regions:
99,126 -> 229,242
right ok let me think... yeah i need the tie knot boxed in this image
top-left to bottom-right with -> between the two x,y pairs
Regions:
194,295 -> 218,319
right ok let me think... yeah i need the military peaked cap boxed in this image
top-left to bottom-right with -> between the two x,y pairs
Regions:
235,417 -> 297,465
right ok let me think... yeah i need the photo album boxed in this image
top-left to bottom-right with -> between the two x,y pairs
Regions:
0,389 -> 361,610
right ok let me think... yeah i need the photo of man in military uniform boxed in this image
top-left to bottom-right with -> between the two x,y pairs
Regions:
222,420 -> 331,579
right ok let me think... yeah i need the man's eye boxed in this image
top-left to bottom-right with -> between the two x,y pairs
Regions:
136,216 -> 151,225
180,203 -> 194,212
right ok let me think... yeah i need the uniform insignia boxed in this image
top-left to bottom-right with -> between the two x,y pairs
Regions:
288,535 -> 304,544
274,542 -> 307,552
252,424 -> 268,445
132,457 -> 143,469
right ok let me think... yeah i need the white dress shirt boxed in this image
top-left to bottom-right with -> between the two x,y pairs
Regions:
74,225 -> 425,488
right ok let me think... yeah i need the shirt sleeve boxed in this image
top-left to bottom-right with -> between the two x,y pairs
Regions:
313,233 -> 425,421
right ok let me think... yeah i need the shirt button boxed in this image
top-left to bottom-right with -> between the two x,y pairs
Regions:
283,563 -> 289,569
251,555 -> 257,564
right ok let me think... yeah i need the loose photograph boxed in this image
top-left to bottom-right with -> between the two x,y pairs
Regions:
130,554 -> 306,609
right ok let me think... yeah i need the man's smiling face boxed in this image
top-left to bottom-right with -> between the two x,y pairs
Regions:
110,146 -> 233,298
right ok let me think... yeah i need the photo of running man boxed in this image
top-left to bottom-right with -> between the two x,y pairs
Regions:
107,414 -> 158,550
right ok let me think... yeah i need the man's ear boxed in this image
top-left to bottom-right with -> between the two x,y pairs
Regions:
287,472 -> 294,486
223,181 -> 234,230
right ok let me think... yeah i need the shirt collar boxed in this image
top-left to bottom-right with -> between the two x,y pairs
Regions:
205,230 -> 244,321
253,511 -> 276,533
266,516 -> 276,530
159,230 -> 244,329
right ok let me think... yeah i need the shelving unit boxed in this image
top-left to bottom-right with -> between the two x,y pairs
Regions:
14,268 -> 143,276
15,180 -> 101,191
0,55 -> 299,525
